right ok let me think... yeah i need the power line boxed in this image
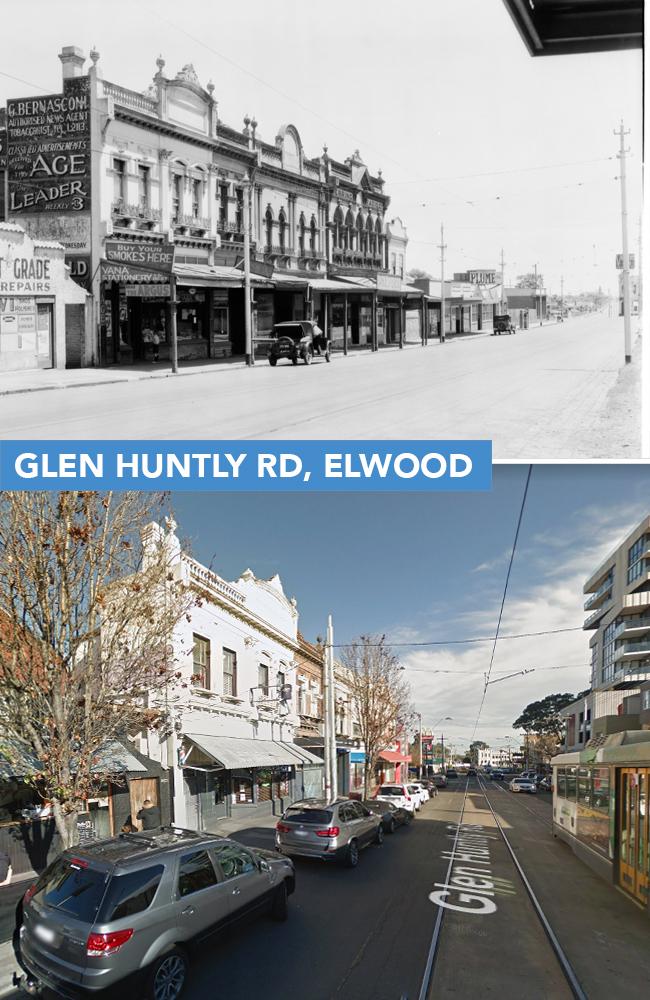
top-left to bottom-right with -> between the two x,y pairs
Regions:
471,465 -> 533,741
389,156 -> 616,185
332,625 -> 583,649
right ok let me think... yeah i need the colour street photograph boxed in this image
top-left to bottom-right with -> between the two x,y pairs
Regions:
1,467 -> 650,1000
0,1 -> 643,457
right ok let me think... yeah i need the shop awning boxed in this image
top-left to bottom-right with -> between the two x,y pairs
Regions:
0,739 -> 146,779
90,740 -> 147,774
378,750 -> 412,764
183,734 -> 320,770
63,274 -> 89,304
174,263 -> 273,288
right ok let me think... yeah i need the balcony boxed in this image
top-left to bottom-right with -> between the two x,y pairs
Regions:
218,220 -> 245,242
614,639 -> 650,662
172,213 -> 211,236
584,575 -> 614,611
111,199 -> 161,230
613,617 -> 650,639
583,600 -> 613,629
623,592 -> 650,610
264,244 -> 292,257
183,555 -> 246,606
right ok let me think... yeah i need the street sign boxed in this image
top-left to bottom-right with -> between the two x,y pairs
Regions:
616,253 -> 635,269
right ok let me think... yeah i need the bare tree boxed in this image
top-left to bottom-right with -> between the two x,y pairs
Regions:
0,491 -> 194,848
342,635 -> 412,798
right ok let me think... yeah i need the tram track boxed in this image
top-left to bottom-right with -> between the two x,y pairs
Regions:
416,777 -> 588,1000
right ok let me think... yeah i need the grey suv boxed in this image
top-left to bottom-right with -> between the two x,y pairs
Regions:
275,798 -> 383,867
15,827 -> 295,999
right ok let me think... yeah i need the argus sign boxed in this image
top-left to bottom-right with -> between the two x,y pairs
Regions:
7,77 -> 91,214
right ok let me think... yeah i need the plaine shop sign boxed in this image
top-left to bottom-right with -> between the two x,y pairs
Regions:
0,247 -> 53,294
104,241 -> 175,273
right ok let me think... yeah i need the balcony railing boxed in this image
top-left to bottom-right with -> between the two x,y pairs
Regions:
614,640 -> 650,660
264,244 -> 292,256
102,80 -> 158,115
584,575 -> 614,611
173,213 -> 211,232
583,600 -> 612,629
613,617 -> 650,639
623,592 -> 650,609
184,555 -> 246,605
219,220 -> 244,234
111,200 -> 161,225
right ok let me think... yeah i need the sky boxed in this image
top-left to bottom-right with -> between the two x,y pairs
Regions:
170,464 -> 650,753
0,0 -> 642,295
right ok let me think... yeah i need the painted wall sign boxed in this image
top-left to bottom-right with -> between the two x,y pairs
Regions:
7,77 -> 91,215
0,127 -> 6,170
22,214 -> 91,254
104,241 -> 175,273
0,248 -> 53,294
101,261 -> 170,284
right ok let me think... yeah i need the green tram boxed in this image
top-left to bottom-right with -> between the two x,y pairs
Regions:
552,730 -> 649,912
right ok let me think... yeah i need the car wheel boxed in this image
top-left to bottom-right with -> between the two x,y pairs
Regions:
345,840 -> 359,868
147,948 -> 188,1000
269,356 -> 277,366
270,881 -> 288,921
291,355 -> 298,365
387,817 -> 396,835
304,348 -> 312,365
375,824 -> 385,846
325,347 -> 331,362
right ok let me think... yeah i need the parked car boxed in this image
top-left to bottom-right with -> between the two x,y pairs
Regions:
15,826 -> 295,1000
275,798 -> 382,867
467,768 -> 477,777
410,781 -> 432,802
445,769 -> 458,780
490,770 -> 505,781
374,783 -> 417,814
432,774 -> 447,788
492,313 -> 516,335
509,777 -> 537,794
362,799 -> 412,833
268,320 -> 330,366
406,784 -> 427,810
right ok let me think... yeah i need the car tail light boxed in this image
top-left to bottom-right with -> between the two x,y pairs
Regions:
23,883 -> 37,905
315,826 -> 340,838
406,795 -> 411,801
86,929 -> 134,957
276,822 -> 290,833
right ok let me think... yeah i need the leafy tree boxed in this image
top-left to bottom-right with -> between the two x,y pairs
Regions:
468,740 -> 488,764
513,692 -> 578,741
0,491 -> 194,848
342,635 -> 413,798
407,267 -> 433,281
516,272 -> 543,289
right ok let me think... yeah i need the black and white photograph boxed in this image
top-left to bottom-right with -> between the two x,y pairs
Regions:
0,1 -> 643,457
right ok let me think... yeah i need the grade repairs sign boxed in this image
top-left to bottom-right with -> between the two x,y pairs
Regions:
0,441 -> 492,491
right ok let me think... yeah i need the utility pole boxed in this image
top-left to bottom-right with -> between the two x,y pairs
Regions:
243,171 -> 254,366
418,713 -> 423,779
533,262 -> 540,324
438,224 -> 447,342
324,615 -> 337,802
322,630 -> 331,802
614,121 -> 632,363
440,732 -> 445,774
500,247 -> 506,313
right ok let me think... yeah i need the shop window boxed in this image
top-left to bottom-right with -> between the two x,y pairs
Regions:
274,768 -> 290,798
113,158 -> 126,203
257,770 -> 273,802
223,648 -> 237,697
233,775 -> 253,803
192,634 -> 210,689
138,165 -> 149,212
177,290 -> 206,339
258,662 -> 269,696
177,850 -> 218,896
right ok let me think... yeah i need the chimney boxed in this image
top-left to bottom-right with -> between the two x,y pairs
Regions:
58,46 -> 86,81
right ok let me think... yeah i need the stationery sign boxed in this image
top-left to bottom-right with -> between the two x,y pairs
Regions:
6,77 -> 91,214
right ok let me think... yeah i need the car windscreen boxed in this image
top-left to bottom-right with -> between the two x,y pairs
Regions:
378,787 -> 403,795
33,856 -> 109,923
284,808 -> 333,824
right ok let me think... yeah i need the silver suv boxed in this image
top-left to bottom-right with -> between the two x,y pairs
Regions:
15,827 -> 295,999
275,797 -> 383,867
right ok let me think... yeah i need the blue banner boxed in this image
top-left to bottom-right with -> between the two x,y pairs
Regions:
0,440 -> 492,491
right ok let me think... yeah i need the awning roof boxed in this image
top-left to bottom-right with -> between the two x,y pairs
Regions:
501,0 -> 642,57
174,263 -> 272,288
183,734 -> 322,769
0,739 -> 147,779
63,275 -> 90,304
90,740 -> 147,774
378,750 -> 412,764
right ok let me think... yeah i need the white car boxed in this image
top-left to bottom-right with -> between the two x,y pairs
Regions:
409,782 -> 430,806
407,784 -> 428,809
509,777 -> 537,794
374,784 -> 417,814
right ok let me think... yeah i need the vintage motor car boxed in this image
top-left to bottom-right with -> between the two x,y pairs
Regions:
268,320 -> 331,366
492,314 -> 517,335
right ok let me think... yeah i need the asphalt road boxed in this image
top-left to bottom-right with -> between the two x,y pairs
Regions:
0,313 -> 638,459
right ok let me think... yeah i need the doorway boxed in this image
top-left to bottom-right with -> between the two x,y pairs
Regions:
36,303 -> 54,368
618,768 -> 649,904
129,776 -> 160,831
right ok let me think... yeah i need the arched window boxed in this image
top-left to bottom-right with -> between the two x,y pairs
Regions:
333,206 -> 344,250
298,212 -> 306,254
278,208 -> 287,251
356,213 -> 365,255
367,215 -> 375,255
265,207 -> 273,250
310,215 -> 318,253
375,217 -> 383,262
345,209 -> 355,251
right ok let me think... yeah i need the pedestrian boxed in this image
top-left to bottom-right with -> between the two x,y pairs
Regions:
0,850 -> 12,886
313,321 -> 324,355
152,330 -> 160,363
136,798 -> 161,830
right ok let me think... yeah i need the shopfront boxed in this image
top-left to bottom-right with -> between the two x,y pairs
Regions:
0,223 -> 84,371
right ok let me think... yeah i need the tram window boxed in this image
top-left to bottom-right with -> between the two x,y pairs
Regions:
565,767 -> 577,801
578,768 -> 590,806
591,767 -> 610,814
556,769 -> 566,798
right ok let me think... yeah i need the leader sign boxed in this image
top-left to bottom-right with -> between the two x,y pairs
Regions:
7,77 -> 91,214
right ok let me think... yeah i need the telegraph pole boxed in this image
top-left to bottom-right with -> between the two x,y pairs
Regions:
322,629 -> 331,801
500,247 -> 506,312
324,615 -> 337,802
615,121 -> 632,363
438,224 -> 447,342
560,274 -> 564,317
243,171 -> 254,366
